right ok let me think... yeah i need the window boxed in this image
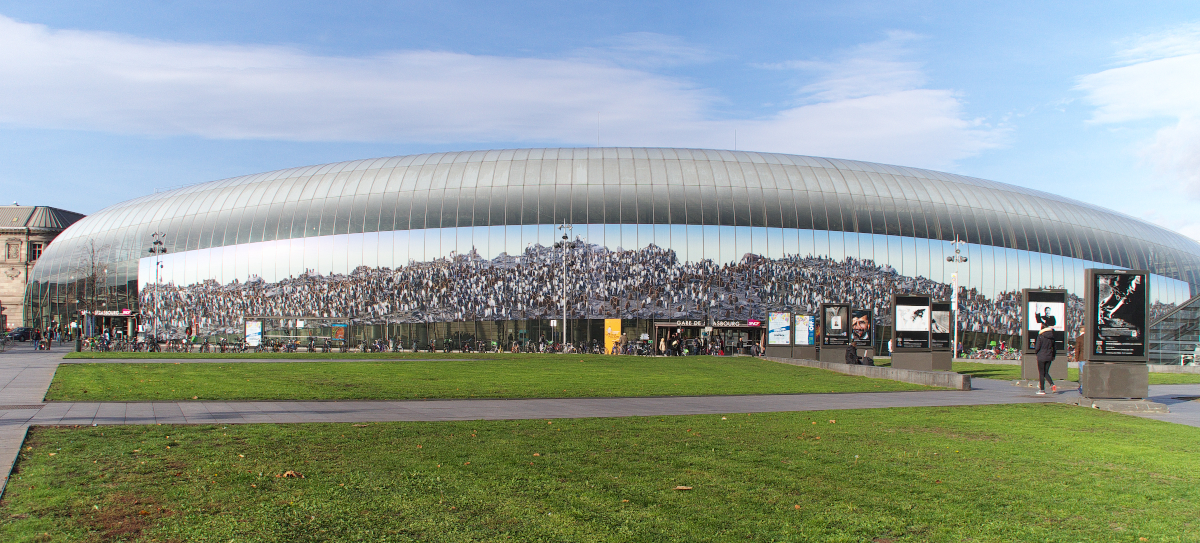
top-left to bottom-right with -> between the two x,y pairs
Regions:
30,242 -> 43,260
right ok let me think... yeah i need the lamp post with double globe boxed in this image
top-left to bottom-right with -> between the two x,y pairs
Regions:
946,236 -> 967,357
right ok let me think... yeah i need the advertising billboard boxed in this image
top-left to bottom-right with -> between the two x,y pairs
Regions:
794,315 -> 815,346
930,301 -> 952,351
604,319 -> 621,355
767,312 -> 791,345
244,320 -> 263,347
820,303 -> 851,346
850,309 -> 873,347
331,323 -> 348,342
893,294 -> 931,350
1023,289 -> 1066,353
1085,269 -> 1148,361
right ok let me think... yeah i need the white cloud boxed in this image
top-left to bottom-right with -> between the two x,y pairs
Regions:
568,32 -> 715,69
1078,23 -> 1200,197
0,16 -> 1000,169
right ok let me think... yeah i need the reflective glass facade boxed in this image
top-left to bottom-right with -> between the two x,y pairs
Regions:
25,148 -> 1200,345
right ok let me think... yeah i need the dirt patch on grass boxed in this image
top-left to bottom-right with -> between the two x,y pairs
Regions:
81,493 -> 173,542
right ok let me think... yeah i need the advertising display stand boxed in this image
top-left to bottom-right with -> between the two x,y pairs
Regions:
818,303 -> 851,364
792,314 -> 817,360
930,301 -> 953,370
765,312 -> 793,358
891,294 -> 941,370
1020,289 -> 1069,382
1080,269 -> 1150,399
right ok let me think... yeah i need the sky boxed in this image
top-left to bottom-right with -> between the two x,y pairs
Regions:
2,1 -> 1200,240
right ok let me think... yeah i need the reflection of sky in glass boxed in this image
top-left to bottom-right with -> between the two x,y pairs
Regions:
135,223 -> 1192,307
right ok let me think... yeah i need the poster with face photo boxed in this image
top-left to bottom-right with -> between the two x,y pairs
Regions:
1089,271 -> 1147,359
930,302 -> 951,350
893,295 -> 931,350
1024,290 -> 1067,352
821,304 -> 850,346
850,309 -> 873,347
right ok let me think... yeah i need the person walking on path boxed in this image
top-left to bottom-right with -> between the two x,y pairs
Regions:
1034,326 -> 1057,395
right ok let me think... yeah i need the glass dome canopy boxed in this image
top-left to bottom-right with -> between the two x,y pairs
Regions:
34,147 -> 1200,291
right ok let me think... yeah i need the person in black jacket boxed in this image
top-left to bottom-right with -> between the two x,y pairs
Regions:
845,344 -> 860,365
1034,327 -> 1057,394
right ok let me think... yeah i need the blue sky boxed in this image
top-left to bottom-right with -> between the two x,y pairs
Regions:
2,1 -> 1200,239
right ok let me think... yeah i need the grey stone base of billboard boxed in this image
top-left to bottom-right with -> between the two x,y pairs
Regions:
793,345 -> 817,360
764,345 -> 792,359
1021,353 -> 1069,381
891,351 -> 951,372
1081,362 -> 1149,399
819,346 -> 848,364
1070,398 -> 1170,414
932,350 -> 951,370
764,356 -> 970,390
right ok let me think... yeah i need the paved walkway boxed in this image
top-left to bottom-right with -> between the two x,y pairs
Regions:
4,349 -> 1200,494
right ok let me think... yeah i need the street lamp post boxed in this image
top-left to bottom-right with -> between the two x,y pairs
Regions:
147,232 -> 167,344
557,222 -> 573,347
946,235 -> 967,358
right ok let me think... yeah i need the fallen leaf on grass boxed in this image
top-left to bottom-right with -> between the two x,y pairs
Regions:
276,470 -> 304,478
532,453 -> 540,457
674,486 -> 692,491
352,424 -> 368,427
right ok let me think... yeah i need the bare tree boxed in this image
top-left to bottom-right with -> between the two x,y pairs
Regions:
67,239 -> 109,315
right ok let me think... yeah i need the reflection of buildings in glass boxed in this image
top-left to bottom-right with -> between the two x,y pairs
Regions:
23,148 -> 1200,335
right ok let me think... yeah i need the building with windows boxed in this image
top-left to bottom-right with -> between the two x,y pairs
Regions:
2,205 -> 85,331
23,148 -> 1200,355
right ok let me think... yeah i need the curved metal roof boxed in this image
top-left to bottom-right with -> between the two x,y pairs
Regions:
34,148 -> 1200,288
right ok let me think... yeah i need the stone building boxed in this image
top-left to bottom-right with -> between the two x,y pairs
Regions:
0,204 -> 84,331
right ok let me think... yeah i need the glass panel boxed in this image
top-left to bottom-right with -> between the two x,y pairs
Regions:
733,187 -> 751,227
699,186 -> 718,225
652,185 -> 669,225
719,225 -> 736,264
539,185 -> 556,224
716,187 -> 734,227
636,185 -> 654,225
426,190 -> 445,231
411,191 -> 430,231
589,185 -> 606,225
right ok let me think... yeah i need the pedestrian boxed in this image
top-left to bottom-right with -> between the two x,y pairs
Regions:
1034,326 -> 1057,394
1074,327 -> 1087,393
845,343 -> 860,365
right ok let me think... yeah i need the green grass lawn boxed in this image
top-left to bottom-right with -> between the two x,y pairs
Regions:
46,355 -> 930,402
63,351 -> 489,360
4,403 -> 1199,542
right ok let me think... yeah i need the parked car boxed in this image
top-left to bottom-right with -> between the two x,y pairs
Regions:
6,327 -> 33,341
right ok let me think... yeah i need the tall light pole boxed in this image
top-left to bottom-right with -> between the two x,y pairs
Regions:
946,235 -> 967,358
147,232 -> 167,342
557,222 -> 572,347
